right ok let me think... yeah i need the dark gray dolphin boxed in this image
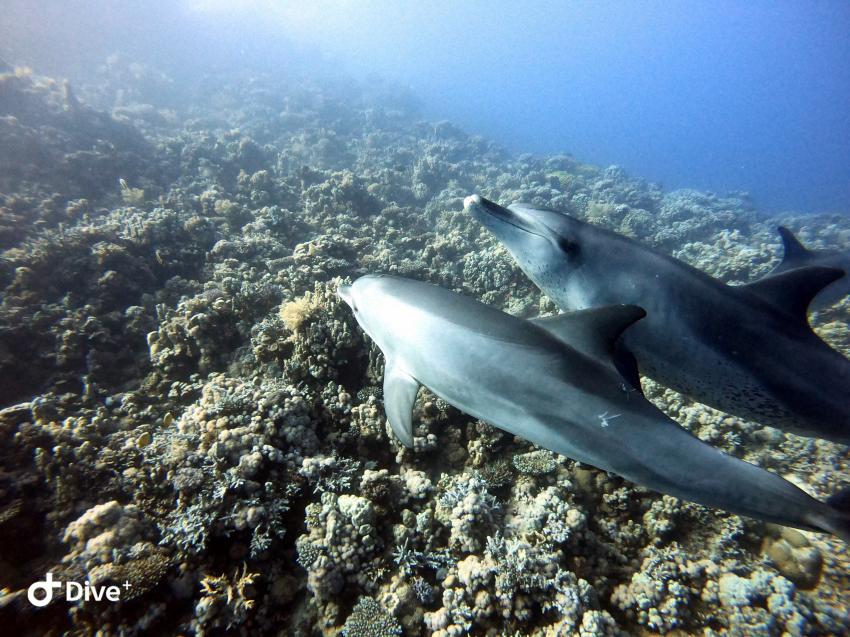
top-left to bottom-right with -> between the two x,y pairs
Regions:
338,275 -> 850,541
464,195 -> 850,445
766,226 -> 849,310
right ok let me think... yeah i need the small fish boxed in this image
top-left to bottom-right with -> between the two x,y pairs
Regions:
339,274 -> 850,542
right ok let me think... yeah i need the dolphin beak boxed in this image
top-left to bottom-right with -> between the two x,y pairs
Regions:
464,194 -> 507,220
337,284 -> 354,309
463,194 -> 483,209
464,194 -> 545,237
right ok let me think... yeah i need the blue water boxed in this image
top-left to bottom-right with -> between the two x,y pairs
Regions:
4,0 -> 849,214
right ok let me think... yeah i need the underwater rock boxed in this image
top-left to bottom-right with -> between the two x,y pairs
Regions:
762,526 -> 823,590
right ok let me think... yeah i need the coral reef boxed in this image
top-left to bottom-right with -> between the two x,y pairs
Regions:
0,61 -> 848,636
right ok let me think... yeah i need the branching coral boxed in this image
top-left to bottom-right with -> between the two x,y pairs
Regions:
196,563 -> 258,630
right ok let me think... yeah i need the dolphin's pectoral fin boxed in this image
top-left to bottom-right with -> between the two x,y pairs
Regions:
383,360 -> 420,448
778,226 -> 811,265
532,304 -> 647,365
742,265 -> 844,319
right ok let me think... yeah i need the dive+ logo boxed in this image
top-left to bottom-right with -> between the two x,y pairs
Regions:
27,573 -> 129,607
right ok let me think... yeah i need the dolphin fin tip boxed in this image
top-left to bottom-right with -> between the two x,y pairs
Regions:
777,226 -> 810,263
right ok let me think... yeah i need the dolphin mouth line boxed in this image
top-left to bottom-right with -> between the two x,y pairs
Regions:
465,195 -> 548,239
493,214 -> 548,239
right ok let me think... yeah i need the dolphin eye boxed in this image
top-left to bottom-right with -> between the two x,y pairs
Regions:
557,237 -> 578,255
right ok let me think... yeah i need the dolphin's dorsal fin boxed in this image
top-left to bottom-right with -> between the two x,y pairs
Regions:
778,226 -> 811,265
743,265 -> 844,319
383,360 -> 419,448
532,305 -> 646,390
532,305 -> 646,359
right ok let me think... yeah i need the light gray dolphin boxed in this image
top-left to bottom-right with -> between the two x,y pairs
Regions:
464,195 -> 850,445
766,226 -> 849,311
338,274 -> 850,542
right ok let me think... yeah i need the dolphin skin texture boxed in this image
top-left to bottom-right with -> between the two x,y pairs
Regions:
464,195 -> 850,446
338,274 -> 850,542
767,226 -> 850,311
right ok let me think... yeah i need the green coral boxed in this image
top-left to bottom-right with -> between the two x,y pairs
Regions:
479,457 -> 513,488
342,597 -> 402,637
512,449 -> 557,476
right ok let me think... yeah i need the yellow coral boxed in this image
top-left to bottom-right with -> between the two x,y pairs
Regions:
279,292 -> 318,334
200,563 -> 258,622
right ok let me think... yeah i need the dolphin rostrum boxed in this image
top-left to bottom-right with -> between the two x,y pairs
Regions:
766,226 -> 849,311
464,195 -> 850,445
338,274 -> 850,542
